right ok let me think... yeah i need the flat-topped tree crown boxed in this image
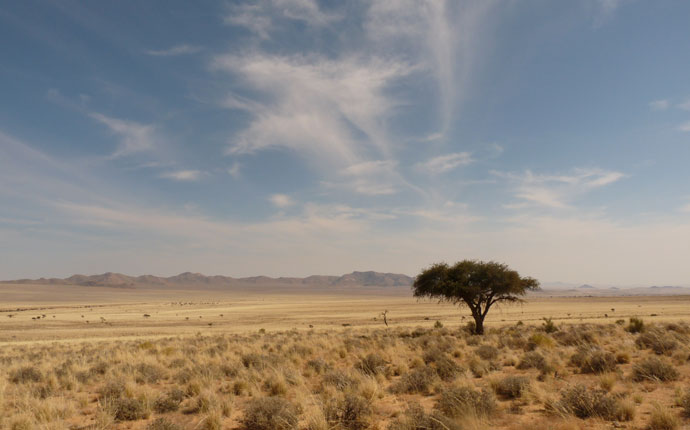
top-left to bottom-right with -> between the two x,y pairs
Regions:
412,260 -> 539,335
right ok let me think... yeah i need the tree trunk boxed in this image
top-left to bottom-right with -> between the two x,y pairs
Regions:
473,314 -> 485,335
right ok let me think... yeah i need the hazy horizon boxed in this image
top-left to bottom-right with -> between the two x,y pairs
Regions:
2,1 -> 690,285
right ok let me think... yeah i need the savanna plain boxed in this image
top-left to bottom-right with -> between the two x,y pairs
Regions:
3,284 -> 690,430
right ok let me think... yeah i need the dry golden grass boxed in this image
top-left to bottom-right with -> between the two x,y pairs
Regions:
2,313 -> 690,429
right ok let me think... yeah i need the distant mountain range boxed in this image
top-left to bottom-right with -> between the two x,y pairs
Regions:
1,271 -> 414,288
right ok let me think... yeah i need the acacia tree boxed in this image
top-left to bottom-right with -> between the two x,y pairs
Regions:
412,260 -> 539,335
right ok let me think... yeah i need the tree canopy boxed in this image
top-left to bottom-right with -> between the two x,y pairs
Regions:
412,260 -> 539,334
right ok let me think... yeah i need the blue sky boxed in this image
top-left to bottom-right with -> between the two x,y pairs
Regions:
1,0 -> 690,285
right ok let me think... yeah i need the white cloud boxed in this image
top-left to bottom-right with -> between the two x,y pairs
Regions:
678,121 -> 690,132
145,44 -> 202,57
366,0 -> 497,132
89,113 -> 157,157
160,170 -> 202,181
677,100 -> 690,111
339,160 -> 399,195
212,54 -> 412,166
494,167 -> 625,209
269,194 -> 293,208
649,99 -> 669,111
225,0 -> 339,39
416,152 -> 473,174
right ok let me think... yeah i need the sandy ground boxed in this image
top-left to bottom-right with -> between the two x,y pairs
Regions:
2,283 -> 689,345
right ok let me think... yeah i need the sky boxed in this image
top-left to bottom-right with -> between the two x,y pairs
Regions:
1,0 -> 690,285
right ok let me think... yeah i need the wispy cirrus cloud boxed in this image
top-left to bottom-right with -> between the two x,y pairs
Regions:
366,0 -> 497,133
213,54 -> 413,166
416,152 -> 473,174
145,44 -> 202,57
649,99 -> 670,111
678,121 -> 690,132
494,168 -> 626,209
225,0 -> 340,39
269,194 -> 293,208
89,113 -> 158,158
160,170 -> 202,181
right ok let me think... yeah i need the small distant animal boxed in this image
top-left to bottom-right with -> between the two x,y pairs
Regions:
143,314 -> 151,318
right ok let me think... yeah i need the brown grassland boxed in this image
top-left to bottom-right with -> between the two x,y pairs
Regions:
2,284 -> 690,430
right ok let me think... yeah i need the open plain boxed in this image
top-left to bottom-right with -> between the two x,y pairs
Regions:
3,284 -> 690,430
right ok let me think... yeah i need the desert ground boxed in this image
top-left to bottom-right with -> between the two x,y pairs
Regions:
2,284 -> 690,430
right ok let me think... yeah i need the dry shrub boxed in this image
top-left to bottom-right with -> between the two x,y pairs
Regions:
10,366 -> 42,384
554,385 -> 631,421
242,397 -> 299,430
110,397 -> 149,421
135,363 -> 166,383
99,380 -> 126,399
649,404 -> 679,430
632,357 -> 679,382
636,331 -> 678,355
423,348 -> 462,381
387,402 -> 460,430
435,386 -> 496,418
569,347 -> 617,373
627,317 -> 645,334
307,358 -> 331,374
492,375 -> 530,399
355,353 -> 387,376
392,366 -> 437,394
200,412 -> 223,430
554,327 -> 598,346
325,393 -> 372,430
322,370 -> 358,391
154,388 -> 185,413
147,417 -> 182,430
476,345 -> 499,360
516,351 -> 548,371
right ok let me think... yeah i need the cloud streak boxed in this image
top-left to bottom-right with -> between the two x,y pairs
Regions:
494,168 -> 626,209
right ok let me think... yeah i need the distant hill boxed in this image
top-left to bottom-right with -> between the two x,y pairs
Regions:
1,271 -> 414,288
